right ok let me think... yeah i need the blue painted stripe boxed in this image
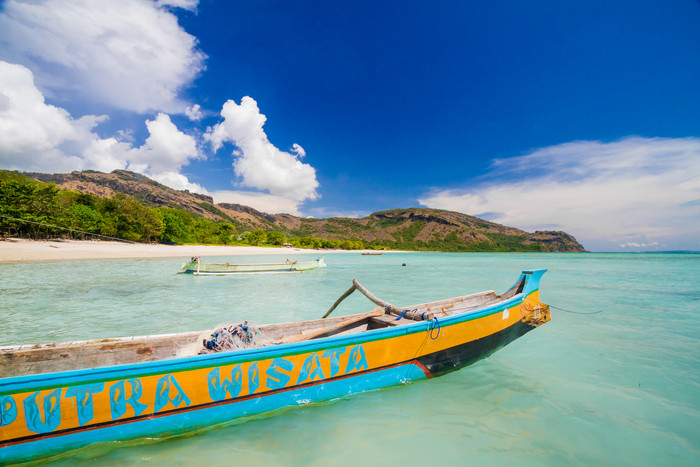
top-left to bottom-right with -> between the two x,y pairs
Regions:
0,361 -> 428,464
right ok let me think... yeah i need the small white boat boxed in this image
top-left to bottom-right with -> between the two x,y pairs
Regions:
179,257 -> 326,275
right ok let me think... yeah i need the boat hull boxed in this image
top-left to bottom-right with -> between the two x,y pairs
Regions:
179,257 -> 326,275
0,270 -> 548,464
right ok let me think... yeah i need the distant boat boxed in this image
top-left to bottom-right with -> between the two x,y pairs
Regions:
361,252 -> 383,255
178,257 -> 326,275
0,270 -> 550,464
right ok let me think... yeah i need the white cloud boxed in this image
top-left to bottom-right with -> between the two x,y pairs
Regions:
0,61 -> 128,173
306,207 -> 369,219
620,242 -> 659,249
126,112 -> 207,193
291,143 -> 306,158
419,137 -> 700,251
155,0 -> 198,11
0,61 -> 206,194
151,171 -> 207,194
127,113 -> 201,174
185,104 -> 203,121
0,0 -> 205,114
211,190 -> 303,216
2,2 -> 315,213
205,96 -> 320,211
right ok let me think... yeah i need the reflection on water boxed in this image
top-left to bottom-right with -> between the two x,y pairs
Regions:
1,252 -> 698,465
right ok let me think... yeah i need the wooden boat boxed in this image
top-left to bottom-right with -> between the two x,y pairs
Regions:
0,269 -> 550,464
179,257 -> 326,275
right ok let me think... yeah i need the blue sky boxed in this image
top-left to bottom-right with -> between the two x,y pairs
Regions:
1,0 -> 699,252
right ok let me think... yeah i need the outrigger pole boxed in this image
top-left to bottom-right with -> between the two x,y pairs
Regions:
322,279 -> 433,321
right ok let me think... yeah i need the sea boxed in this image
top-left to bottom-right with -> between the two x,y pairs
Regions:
1,252 -> 698,466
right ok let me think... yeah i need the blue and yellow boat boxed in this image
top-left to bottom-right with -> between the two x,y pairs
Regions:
0,269 -> 549,464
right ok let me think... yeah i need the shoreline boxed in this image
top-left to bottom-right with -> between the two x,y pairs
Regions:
0,239 -> 393,263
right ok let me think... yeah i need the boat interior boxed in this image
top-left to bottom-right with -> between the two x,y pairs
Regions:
0,277 -> 526,378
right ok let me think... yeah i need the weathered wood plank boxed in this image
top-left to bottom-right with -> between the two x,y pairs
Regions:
277,309 -> 384,344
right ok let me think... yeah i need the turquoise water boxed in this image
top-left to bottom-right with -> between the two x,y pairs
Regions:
1,252 -> 699,466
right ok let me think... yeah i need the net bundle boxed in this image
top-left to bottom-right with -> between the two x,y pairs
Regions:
198,321 -> 268,354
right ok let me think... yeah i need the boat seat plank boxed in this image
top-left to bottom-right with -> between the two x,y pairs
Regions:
368,315 -> 403,328
277,311 -> 382,344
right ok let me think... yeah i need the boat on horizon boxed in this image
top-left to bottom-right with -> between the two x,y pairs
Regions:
0,269 -> 550,464
178,257 -> 326,275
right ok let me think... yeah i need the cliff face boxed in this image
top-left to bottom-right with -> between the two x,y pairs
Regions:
524,230 -> 586,252
277,208 -> 586,252
27,170 -> 586,252
29,170 -> 218,217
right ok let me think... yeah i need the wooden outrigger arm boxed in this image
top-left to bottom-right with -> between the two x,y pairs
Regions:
323,279 -> 433,321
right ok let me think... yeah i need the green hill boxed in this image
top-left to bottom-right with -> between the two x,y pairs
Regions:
0,169 -> 586,252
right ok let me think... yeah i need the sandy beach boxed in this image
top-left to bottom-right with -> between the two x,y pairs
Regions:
0,239 -> 367,263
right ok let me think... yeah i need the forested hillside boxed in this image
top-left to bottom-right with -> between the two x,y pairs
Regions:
0,170 -> 586,252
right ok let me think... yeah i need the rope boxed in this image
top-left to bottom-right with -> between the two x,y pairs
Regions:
0,214 -> 138,244
429,317 -> 441,340
523,296 -> 604,315
549,304 -> 604,315
396,308 -> 417,321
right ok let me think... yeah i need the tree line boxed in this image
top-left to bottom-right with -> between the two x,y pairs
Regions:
0,171 -> 371,250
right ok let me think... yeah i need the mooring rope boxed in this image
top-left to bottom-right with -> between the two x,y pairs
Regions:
523,296 -> 604,315
549,304 -> 604,315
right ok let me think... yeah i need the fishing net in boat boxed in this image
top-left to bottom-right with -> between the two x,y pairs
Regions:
198,321 -> 270,354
